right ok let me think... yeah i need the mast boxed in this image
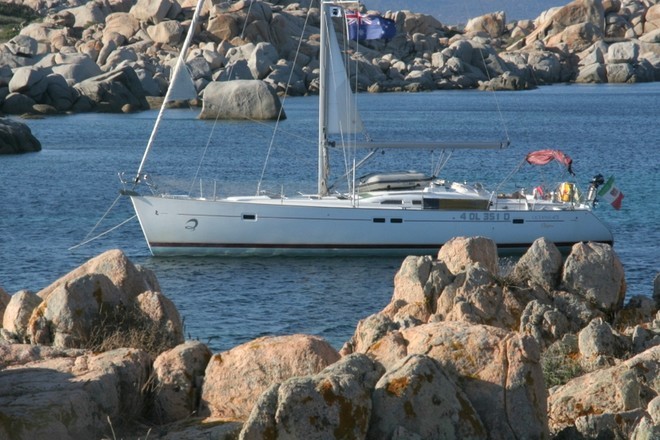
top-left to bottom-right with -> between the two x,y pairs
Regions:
317,1 -> 331,197
134,0 -> 205,183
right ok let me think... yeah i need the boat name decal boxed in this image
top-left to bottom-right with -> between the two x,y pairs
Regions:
532,215 -> 560,221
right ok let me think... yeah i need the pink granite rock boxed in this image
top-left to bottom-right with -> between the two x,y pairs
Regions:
367,321 -> 548,439
437,236 -> 499,276
149,341 -> 212,424
200,334 -> 340,420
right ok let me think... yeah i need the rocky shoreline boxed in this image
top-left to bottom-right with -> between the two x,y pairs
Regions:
0,0 -> 659,120
1,238 -> 659,439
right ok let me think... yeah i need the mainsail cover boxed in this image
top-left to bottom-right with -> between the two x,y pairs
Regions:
324,9 -> 364,135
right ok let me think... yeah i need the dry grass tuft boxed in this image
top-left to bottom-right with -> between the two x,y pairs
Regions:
84,302 -> 179,357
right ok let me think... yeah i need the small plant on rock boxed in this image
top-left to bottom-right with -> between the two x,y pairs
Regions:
0,4 -> 39,42
542,336 -> 584,388
84,302 -> 178,357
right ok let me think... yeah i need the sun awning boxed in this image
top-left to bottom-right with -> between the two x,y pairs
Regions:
525,149 -> 574,175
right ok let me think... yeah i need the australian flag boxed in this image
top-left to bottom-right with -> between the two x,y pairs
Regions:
346,10 -> 396,41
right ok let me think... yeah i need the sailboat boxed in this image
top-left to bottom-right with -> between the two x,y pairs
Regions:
122,0 -> 613,256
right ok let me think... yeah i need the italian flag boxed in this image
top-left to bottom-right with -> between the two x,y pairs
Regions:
597,176 -> 624,210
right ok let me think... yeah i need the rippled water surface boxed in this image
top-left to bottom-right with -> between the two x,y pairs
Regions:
2,83 -> 658,352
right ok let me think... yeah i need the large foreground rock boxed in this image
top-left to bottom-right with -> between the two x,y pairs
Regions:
367,321 -> 549,440
200,334 -> 340,420
0,118 -> 42,154
511,237 -> 563,291
562,241 -> 626,313
149,341 -> 212,424
239,354 -> 381,439
437,236 -> 499,275
368,354 -> 486,439
342,237 -> 625,355
0,347 -> 151,440
0,288 -> 10,321
37,248 -> 159,301
548,345 -> 660,437
25,249 -> 182,350
2,290 -> 42,341
199,80 -> 286,120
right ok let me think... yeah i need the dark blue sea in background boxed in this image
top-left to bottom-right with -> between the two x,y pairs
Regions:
2,83 -> 658,353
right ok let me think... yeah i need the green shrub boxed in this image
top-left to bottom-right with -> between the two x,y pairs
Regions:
542,339 -> 584,388
0,3 -> 39,43
0,3 -> 39,21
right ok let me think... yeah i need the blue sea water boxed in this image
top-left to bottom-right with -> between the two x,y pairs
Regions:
1,83 -> 658,353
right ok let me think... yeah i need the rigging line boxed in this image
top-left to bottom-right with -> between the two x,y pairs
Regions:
256,0 -> 315,195
474,41 -> 511,143
79,194 -> 123,243
135,0 -> 204,183
436,151 -> 453,177
188,0 -> 259,196
194,1 -> 256,191
207,113 -> 313,158
187,117 -> 219,196
469,1 -> 511,143
225,0 -> 255,82
433,150 -> 453,177
493,156 -> 527,194
245,117 -> 313,144
328,149 -> 377,192
239,1 -> 255,42
68,215 -> 137,251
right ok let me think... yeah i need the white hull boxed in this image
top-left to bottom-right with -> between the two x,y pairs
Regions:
125,2 -> 614,257
129,194 -> 613,256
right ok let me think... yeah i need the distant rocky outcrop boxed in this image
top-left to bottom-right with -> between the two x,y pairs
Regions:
1,239 -> 659,439
1,0 -> 659,118
199,79 -> 285,120
0,117 -> 41,153
73,65 -> 149,112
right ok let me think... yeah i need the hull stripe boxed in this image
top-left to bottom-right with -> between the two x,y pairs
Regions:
149,241 -> 613,250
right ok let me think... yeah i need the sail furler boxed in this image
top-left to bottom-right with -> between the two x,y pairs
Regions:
167,64 -> 197,102
325,6 -> 364,136
135,0 -> 205,182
